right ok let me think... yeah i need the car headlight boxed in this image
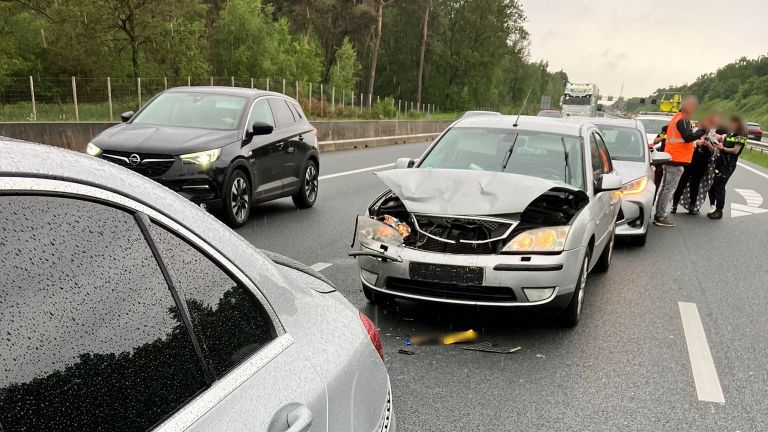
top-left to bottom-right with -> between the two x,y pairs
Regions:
503,226 -> 570,253
180,148 -> 221,165
356,215 -> 407,247
86,142 -> 102,156
622,176 -> 648,195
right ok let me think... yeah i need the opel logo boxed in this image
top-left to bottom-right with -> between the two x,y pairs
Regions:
128,154 -> 141,166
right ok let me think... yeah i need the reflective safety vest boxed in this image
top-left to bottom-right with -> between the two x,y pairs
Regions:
665,112 -> 695,164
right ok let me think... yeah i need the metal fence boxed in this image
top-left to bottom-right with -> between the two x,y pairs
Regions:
0,76 -> 441,122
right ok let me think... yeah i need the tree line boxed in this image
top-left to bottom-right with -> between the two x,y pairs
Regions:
0,0 -> 569,112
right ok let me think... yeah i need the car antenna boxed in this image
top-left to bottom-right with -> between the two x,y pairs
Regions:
512,88 -> 532,128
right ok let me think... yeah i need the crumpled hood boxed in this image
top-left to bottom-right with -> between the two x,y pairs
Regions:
375,168 -> 585,216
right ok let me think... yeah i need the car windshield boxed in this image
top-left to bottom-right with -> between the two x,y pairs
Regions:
562,95 -> 591,106
638,118 -> 670,134
597,126 -> 645,162
131,92 -> 248,131
419,127 -> 584,189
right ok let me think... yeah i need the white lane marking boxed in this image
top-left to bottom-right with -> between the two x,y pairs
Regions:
319,163 -> 395,181
737,161 -> 768,181
678,302 -> 725,404
309,262 -> 332,272
730,203 -> 768,218
319,132 -> 439,145
734,188 -> 763,207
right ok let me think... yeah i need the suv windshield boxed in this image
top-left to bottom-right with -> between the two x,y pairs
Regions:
562,95 -> 591,106
597,126 -> 645,161
419,127 -> 584,189
638,118 -> 670,134
132,92 -> 248,131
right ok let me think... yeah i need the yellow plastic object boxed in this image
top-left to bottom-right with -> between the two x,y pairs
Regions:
441,329 -> 478,345
659,93 -> 681,113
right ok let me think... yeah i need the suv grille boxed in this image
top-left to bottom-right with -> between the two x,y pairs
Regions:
102,151 -> 175,177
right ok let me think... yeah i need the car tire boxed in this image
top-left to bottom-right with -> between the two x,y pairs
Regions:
593,226 -> 615,273
363,284 -> 392,305
292,159 -> 319,209
224,170 -> 251,228
629,232 -> 647,247
561,250 -> 590,327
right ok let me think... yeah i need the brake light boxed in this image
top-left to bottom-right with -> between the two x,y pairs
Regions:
312,127 -> 318,137
359,311 -> 384,360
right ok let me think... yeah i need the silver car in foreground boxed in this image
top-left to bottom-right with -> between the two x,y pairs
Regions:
351,116 -> 622,326
566,117 -> 671,246
0,140 -> 393,432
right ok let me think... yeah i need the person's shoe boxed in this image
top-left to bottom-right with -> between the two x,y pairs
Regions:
708,205 -> 717,214
688,208 -> 699,215
653,217 -> 675,227
707,210 -> 723,220
671,206 -> 677,214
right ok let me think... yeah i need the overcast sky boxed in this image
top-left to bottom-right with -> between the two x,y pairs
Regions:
520,0 -> 768,97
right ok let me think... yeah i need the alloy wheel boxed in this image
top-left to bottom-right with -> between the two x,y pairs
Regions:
230,177 -> 249,222
304,164 -> 318,202
576,256 -> 589,317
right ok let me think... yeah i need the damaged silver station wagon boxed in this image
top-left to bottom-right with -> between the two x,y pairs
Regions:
351,115 -> 622,326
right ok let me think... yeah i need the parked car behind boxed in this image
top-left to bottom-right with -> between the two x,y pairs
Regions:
87,87 -> 320,227
0,139 -> 393,432
537,109 -> 562,118
352,115 -> 622,326
566,117 -> 671,246
746,122 -> 763,142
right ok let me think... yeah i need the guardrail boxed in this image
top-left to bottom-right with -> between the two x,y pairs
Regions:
747,139 -> 768,152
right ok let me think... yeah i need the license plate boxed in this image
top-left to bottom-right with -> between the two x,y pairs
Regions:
409,262 -> 484,285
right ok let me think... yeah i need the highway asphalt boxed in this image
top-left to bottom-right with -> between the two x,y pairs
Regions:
235,142 -> 768,431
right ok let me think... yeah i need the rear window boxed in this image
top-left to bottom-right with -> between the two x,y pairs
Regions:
597,126 -> 646,162
638,118 -> 669,135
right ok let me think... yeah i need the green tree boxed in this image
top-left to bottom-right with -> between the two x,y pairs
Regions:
329,37 -> 361,94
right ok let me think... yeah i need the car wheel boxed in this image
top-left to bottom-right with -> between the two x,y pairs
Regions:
363,284 -> 392,305
561,251 -> 590,327
224,170 -> 251,228
593,226 -> 615,273
292,159 -> 318,209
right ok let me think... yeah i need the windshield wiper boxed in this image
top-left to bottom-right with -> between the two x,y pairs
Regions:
561,136 -> 572,184
501,133 -> 519,170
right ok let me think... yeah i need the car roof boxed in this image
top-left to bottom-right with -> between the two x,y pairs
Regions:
562,115 -> 641,129
165,86 -> 297,102
0,139 -> 291,300
453,114 -> 587,136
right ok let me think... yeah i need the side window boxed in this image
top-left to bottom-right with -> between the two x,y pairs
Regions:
146,221 -> 275,377
590,133 -> 603,178
246,98 -> 275,129
291,102 -> 304,120
594,133 -> 613,173
269,98 -> 296,129
0,196 -> 207,432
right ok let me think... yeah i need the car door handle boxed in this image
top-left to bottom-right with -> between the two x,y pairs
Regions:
284,405 -> 312,432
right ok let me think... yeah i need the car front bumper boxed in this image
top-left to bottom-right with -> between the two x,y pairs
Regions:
616,185 -> 654,237
356,242 -> 586,308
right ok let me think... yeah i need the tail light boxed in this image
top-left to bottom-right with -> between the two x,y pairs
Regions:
359,311 -> 384,360
311,127 -> 318,137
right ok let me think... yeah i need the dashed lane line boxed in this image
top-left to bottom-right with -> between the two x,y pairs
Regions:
678,302 -> 725,404
319,163 -> 395,181
309,262 -> 332,272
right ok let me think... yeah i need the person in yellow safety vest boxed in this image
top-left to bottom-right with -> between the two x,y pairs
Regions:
707,116 -> 748,220
653,96 -> 706,227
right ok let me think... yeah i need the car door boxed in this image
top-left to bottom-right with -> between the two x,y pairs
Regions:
244,97 -> 283,201
144,219 -> 328,432
590,132 -> 620,250
268,97 -> 302,193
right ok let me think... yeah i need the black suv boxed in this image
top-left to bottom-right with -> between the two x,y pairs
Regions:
88,87 -> 320,227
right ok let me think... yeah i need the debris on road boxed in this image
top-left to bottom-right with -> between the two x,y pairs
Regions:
441,329 -> 478,345
462,342 -> 522,354
536,354 -> 546,359
398,349 -> 416,355
405,329 -> 479,346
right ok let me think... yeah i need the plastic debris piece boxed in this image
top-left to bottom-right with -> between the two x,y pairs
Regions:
398,349 -> 416,355
441,329 -> 478,345
536,354 -> 546,359
403,337 -> 412,345
462,342 -> 522,354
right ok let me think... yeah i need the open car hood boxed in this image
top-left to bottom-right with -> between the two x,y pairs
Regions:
374,169 -> 586,216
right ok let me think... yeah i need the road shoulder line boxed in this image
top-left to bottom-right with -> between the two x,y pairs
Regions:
678,302 -> 725,404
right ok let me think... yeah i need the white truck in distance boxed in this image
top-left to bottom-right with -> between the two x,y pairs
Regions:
561,83 -> 600,117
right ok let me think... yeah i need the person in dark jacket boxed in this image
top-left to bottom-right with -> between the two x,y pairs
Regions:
672,112 -> 723,214
707,116 -> 748,220
652,125 -> 667,201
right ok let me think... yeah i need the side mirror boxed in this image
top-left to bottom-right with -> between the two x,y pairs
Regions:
596,173 -> 622,192
120,111 -> 135,122
248,121 -> 274,137
394,158 -> 415,169
651,151 -> 672,165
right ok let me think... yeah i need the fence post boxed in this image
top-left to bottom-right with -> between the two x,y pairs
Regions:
163,76 -> 168,90
210,76 -> 213,86
331,87 -> 335,111
320,84 -> 324,117
231,76 -> 235,87
309,83 -> 312,116
72,76 -> 79,121
29,76 -> 37,121
342,89 -> 345,108
187,76 -> 191,86
368,94 -> 372,109
282,79 -> 286,95
295,81 -> 299,100
360,93 -> 363,113
266,78 -> 270,91
137,77 -> 142,108
107,77 -> 113,121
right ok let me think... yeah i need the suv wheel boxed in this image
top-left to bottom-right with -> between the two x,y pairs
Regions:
292,159 -> 318,209
225,170 -> 251,227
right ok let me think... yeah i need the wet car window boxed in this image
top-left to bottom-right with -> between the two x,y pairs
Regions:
419,127 -> 584,189
146,221 -> 275,377
131,92 -> 248,130
594,133 -> 614,172
269,98 -> 297,129
638,118 -> 669,135
247,98 -> 275,129
598,126 -> 645,162
590,133 -> 603,178
0,195 -> 208,432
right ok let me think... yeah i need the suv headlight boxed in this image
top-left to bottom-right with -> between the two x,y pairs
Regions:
503,226 -> 570,253
180,148 -> 221,165
86,142 -> 102,156
622,176 -> 648,195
